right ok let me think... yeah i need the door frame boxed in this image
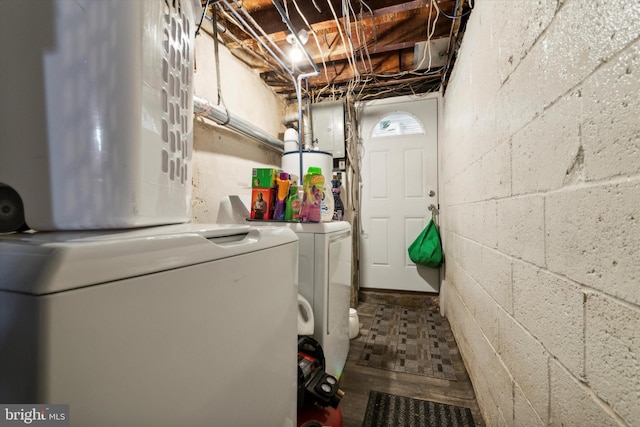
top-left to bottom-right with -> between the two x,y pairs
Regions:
355,93 -> 441,293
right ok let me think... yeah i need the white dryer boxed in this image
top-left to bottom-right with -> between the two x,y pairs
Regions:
0,224 -> 298,427
218,197 -> 352,378
291,221 -> 352,378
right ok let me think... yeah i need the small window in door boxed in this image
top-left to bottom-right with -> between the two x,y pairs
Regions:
371,112 -> 425,138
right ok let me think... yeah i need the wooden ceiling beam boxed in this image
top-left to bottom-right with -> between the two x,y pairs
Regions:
208,0 -> 469,99
260,48 -> 432,89
236,0 -> 430,35
218,0 -> 459,43
223,8 -> 452,68
271,72 -> 444,99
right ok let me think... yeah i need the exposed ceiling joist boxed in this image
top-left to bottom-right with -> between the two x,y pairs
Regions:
205,0 -> 472,100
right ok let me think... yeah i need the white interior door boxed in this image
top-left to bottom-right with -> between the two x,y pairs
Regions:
359,96 -> 439,293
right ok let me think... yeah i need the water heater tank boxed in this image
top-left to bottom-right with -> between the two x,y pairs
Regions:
0,0 -> 201,232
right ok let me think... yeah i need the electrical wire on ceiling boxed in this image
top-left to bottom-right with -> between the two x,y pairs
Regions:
432,0 -> 473,19
342,0 -> 361,82
356,0 -> 375,76
291,0 -> 330,84
202,3 -> 290,82
218,0 -> 295,77
325,0 -> 358,82
209,0 -> 471,101
421,0 -> 439,72
345,0 -> 367,90
336,0 -> 450,102
305,0 -> 372,102
196,0 -> 211,36
211,5 -> 231,124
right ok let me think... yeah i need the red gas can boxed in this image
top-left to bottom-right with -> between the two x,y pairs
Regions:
297,404 -> 343,427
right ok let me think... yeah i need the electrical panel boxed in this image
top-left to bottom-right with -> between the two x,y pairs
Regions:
311,101 -> 346,159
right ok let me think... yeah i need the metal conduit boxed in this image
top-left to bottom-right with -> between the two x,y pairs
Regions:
210,0 -> 320,181
269,0 -> 320,184
205,17 -> 290,83
194,96 -> 284,151
219,0 -> 294,79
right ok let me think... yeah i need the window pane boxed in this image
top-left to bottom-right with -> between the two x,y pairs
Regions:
371,113 -> 425,138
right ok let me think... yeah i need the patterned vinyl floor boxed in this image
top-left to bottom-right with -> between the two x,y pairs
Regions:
356,304 -> 457,380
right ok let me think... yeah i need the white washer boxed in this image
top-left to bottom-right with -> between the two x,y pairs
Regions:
0,223 -> 298,427
218,197 -> 352,378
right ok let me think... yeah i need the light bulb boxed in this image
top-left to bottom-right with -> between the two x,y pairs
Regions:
289,44 -> 303,62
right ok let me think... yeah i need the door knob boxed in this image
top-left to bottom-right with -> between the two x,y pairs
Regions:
428,190 -> 435,197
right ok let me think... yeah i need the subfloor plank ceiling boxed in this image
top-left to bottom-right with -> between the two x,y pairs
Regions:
200,0 -> 473,101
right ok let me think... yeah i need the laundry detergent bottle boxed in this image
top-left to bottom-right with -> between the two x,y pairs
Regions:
285,183 -> 301,221
274,172 -> 290,220
332,174 -> 344,221
300,167 -> 324,223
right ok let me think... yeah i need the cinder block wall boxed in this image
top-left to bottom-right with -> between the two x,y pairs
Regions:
439,1 -> 639,425
190,27 -> 285,223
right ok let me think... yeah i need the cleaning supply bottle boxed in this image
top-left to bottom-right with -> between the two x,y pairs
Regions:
321,183 -> 334,222
332,174 -> 344,221
274,172 -> 290,220
300,167 -> 324,223
285,183 -> 301,221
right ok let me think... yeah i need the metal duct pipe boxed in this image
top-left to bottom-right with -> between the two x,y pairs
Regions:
194,96 -> 284,151
283,112 -> 299,124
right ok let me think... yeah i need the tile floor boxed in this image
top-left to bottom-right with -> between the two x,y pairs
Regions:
337,298 -> 485,427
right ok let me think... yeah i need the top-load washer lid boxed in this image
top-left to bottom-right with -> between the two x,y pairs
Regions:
247,220 -> 351,235
284,221 -> 351,235
0,223 -> 298,295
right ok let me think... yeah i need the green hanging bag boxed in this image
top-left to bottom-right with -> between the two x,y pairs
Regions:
408,219 -> 443,268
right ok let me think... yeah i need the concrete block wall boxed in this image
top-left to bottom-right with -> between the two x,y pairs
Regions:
190,27 -> 286,223
439,1 -> 639,425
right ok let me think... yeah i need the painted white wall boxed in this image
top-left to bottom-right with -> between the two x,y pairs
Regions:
439,1 -> 639,426
190,26 -> 286,223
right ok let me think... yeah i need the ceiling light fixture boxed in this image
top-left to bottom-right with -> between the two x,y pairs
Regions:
289,44 -> 303,62
286,29 -> 309,46
286,29 -> 309,63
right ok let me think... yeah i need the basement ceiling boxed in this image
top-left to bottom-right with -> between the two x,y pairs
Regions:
200,0 -> 473,101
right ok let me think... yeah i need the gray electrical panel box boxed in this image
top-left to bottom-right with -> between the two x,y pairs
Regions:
311,101 -> 345,159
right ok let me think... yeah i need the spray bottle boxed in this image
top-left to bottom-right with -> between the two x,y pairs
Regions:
274,172 -> 290,220
332,173 -> 344,221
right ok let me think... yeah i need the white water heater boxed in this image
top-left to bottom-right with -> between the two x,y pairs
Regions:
282,150 -> 334,186
0,0 -> 201,232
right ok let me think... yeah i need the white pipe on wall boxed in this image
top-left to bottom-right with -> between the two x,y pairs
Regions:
193,96 -> 284,151
283,113 -> 313,151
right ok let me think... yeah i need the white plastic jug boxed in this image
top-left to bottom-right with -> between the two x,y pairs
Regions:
298,294 -> 314,336
321,185 -> 334,222
349,308 -> 359,339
